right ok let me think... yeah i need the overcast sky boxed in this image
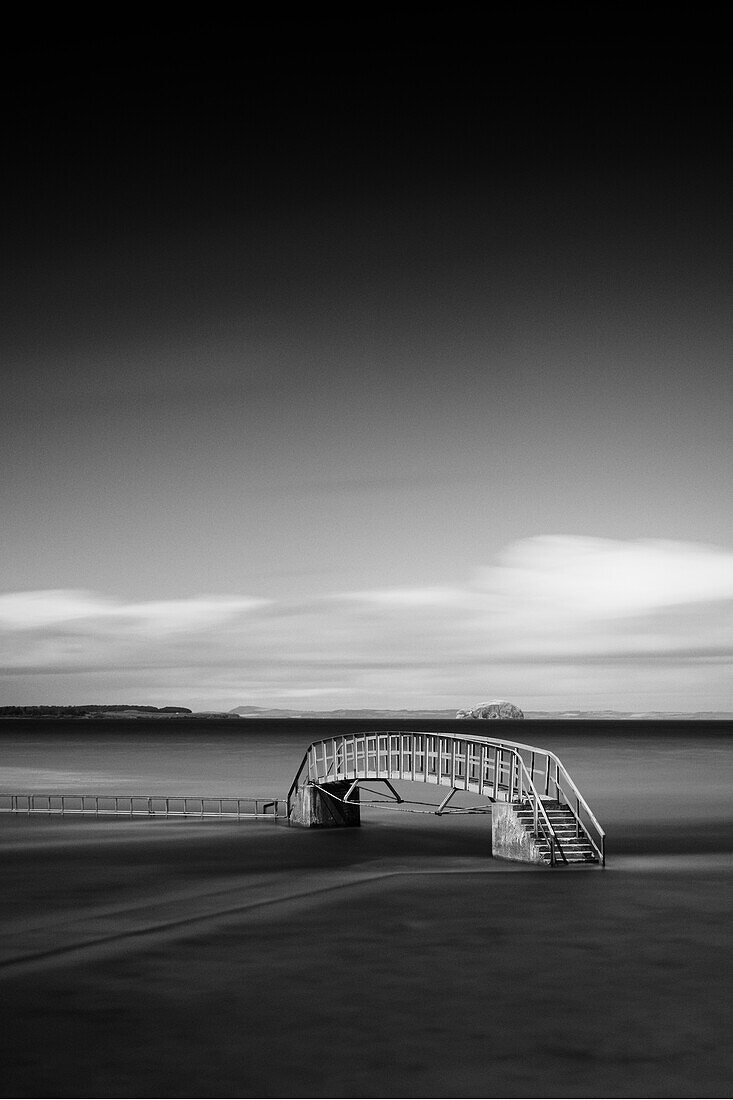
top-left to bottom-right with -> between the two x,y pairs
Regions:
1,24 -> 732,710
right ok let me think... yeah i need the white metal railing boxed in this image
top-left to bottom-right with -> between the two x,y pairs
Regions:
0,794 -> 282,819
286,731 -> 605,865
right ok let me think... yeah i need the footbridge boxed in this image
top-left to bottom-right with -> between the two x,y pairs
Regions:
287,731 -> 605,867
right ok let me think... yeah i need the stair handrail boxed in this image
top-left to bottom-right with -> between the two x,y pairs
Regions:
511,749 -> 565,867
286,749 -> 311,817
468,734 -> 606,866
548,755 -> 606,865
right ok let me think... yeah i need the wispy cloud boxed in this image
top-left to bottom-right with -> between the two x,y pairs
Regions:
0,591 -> 268,634
477,537 -> 733,619
1,537 -> 731,709
338,586 -> 468,608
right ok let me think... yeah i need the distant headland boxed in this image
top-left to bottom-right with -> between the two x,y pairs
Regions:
1,704 -> 731,720
229,706 -> 733,720
0,705 -> 193,718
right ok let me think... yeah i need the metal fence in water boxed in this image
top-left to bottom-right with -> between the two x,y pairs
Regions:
0,793 -> 282,819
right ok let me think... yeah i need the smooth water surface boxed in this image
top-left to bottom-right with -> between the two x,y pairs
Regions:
1,718 -> 731,1097
1,718 -> 731,853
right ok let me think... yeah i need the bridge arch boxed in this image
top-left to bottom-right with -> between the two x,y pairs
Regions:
287,731 -> 605,866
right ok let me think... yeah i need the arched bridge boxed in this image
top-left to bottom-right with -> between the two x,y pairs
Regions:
287,731 -> 605,867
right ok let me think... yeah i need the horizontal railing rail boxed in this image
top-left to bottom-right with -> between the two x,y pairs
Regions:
0,794 -> 283,819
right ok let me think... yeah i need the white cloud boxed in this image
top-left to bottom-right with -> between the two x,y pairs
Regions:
0,591 -> 268,634
0,537 -> 731,709
0,590 -> 110,629
110,597 -> 269,635
339,586 -> 467,608
478,536 -> 733,620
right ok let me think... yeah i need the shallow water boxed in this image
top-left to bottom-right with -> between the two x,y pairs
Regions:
0,719 -> 731,1096
1,718 -> 731,852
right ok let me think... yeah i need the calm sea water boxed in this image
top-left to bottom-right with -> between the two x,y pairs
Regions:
1,718 -> 732,1096
1,718 -> 730,854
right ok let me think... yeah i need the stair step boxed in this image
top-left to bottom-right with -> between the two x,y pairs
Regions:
542,852 -> 597,861
537,844 -> 594,853
532,834 -> 590,842
537,840 -> 593,849
508,804 -> 600,865
516,808 -> 575,816
543,834 -> 591,840
538,845 -> 596,853
517,823 -> 591,838
517,818 -> 578,823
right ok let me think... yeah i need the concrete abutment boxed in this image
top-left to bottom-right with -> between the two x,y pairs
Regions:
288,781 -> 361,828
491,802 -> 548,864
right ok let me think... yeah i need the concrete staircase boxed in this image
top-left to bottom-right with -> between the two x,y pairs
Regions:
515,799 -> 599,865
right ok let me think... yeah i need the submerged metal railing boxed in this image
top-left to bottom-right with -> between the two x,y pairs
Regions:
287,731 -> 605,865
0,794 -> 282,819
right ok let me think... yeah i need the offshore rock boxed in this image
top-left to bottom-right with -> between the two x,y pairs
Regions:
456,700 -> 524,719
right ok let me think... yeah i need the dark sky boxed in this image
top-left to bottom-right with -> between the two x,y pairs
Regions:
1,21 -> 732,707
6,27 -> 732,381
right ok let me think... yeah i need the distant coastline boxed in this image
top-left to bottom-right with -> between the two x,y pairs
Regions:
0,705 -> 193,718
1,705 -> 732,720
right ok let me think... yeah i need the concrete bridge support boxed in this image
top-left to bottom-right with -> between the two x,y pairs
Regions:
492,803 -> 548,864
288,781 -> 360,828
